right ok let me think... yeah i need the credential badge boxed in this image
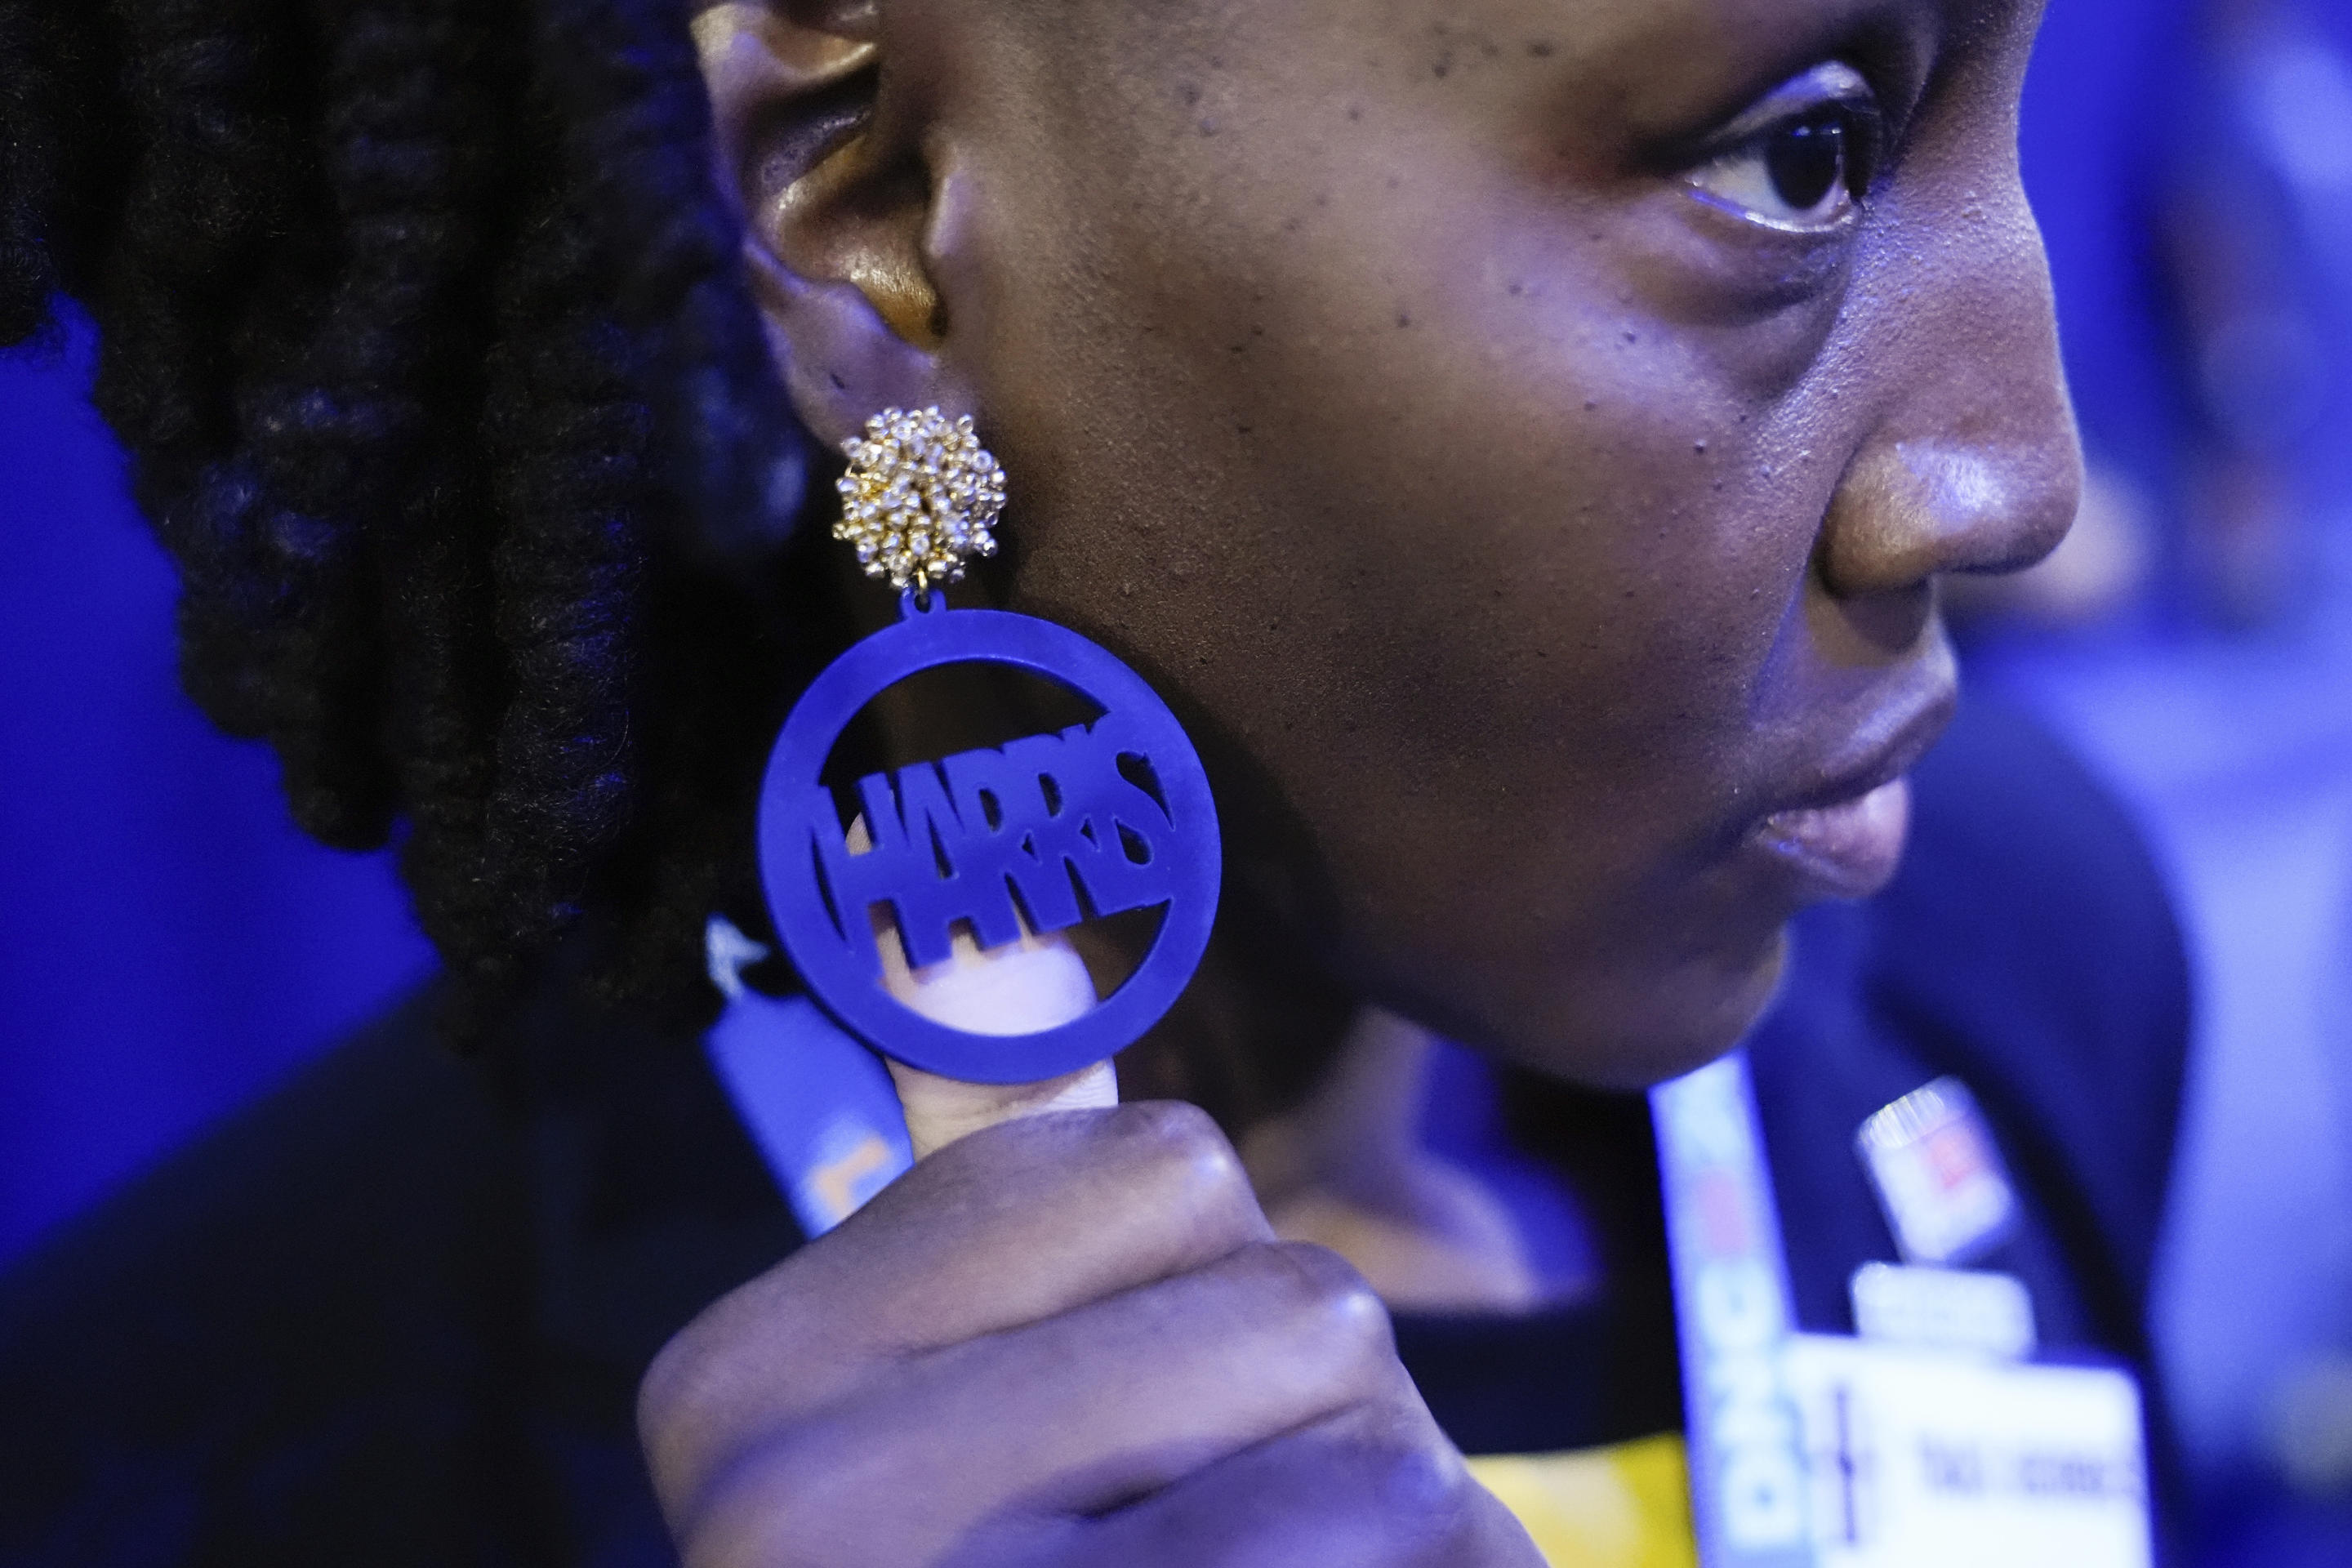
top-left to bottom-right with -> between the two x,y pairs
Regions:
1855,1077 -> 2018,1267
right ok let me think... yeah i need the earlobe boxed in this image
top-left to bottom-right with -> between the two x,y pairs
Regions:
693,0 -> 969,450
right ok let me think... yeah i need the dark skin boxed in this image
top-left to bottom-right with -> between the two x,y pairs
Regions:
644,0 -> 2078,1561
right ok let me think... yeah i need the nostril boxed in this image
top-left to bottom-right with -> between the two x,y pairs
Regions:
1811,572 -> 1934,661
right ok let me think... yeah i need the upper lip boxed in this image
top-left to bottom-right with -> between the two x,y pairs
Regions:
1758,677 -> 1957,823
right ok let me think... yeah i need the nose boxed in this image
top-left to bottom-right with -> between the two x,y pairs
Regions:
1818,434 -> 2080,598
1816,183 -> 2082,605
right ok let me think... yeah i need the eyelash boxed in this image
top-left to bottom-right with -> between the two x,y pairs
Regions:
1681,65 -> 1889,234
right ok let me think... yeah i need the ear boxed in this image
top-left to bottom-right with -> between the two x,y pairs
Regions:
693,1 -> 973,450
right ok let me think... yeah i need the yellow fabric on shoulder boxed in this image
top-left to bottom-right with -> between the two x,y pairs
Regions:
1465,1433 -> 1697,1568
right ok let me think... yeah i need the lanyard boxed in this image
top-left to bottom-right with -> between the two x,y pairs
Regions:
702,922 -> 915,1240
1650,1052 -> 1819,1568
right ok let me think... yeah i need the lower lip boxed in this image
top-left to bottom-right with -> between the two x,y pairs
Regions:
1751,777 -> 1913,901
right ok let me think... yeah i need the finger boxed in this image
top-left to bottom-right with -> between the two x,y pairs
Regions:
878,920 -> 1111,1159
885,1058 -> 1116,1162
1045,1405 -> 1544,1568
849,811 -> 1116,1157
671,1243 -> 1410,1565
641,1100 -> 1273,1490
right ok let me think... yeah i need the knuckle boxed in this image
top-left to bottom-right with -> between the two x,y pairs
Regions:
637,1314 -> 734,1492
1107,1098 -> 1226,1167
635,1263 -> 825,1494
917,1101 -> 1267,1263
1325,1412 -> 1490,1563
637,1316 -> 713,1448
675,1428 -> 844,1568
1107,1100 -> 1259,1232
1373,1450 -> 1487,1565
1250,1241 -> 1395,1360
1368,1434 -> 1472,1523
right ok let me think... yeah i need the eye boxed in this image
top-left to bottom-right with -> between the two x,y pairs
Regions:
1684,63 -> 1883,232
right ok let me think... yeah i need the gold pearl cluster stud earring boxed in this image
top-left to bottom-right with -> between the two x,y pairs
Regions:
833,407 -> 1006,595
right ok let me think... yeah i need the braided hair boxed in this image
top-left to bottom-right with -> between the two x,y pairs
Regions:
1,0 -> 1347,1125
0,0 -> 840,1044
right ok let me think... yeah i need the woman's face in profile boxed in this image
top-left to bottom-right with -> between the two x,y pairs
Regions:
719,0 -> 2079,1086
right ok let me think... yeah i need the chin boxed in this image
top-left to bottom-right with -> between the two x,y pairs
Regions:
1477,923 -> 1793,1095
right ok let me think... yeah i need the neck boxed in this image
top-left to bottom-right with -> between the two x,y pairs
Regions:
1241,1007 -> 1556,1314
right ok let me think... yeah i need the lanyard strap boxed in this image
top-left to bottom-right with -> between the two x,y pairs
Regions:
706,987 -> 915,1241
1650,1052 -> 1818,1568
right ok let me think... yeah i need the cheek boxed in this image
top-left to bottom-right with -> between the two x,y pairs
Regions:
973,71 -> 1842,1009
1192,216 -> 1824,834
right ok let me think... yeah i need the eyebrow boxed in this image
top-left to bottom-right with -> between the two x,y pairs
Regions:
1562,0 -> 1942,163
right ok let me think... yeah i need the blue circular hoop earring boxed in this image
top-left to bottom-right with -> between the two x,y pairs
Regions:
756,408 -> 1221,1084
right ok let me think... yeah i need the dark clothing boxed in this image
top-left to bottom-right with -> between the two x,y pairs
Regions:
0,699 -> 2189,1566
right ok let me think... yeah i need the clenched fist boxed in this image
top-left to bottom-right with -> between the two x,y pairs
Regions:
637,1098 -> 1544,1566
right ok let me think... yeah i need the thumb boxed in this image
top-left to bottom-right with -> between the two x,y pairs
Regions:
849,816 -> 1116,1158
